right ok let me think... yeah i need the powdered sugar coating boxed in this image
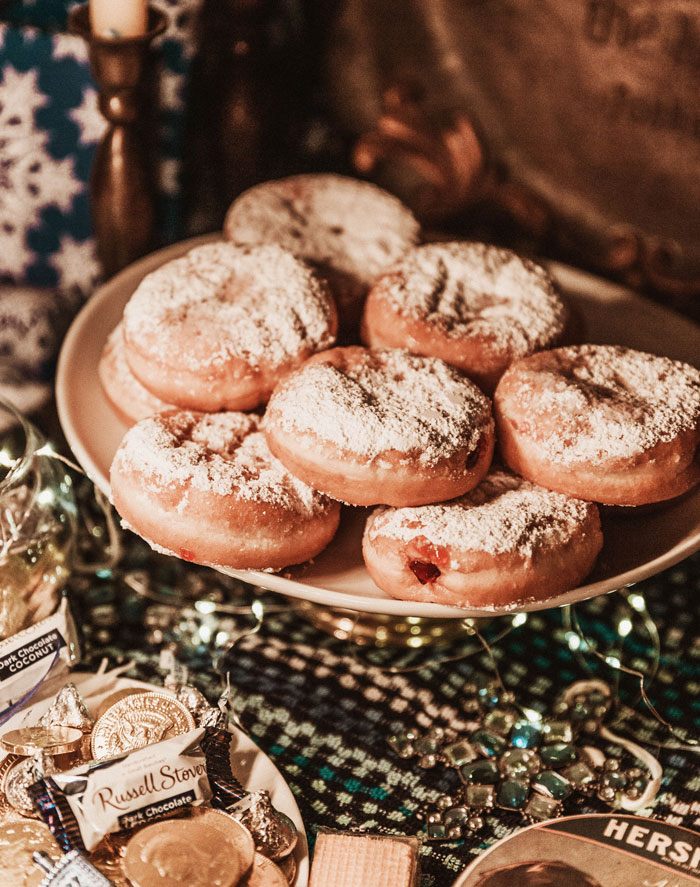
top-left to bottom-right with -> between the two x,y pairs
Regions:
100,322 -> 171,417
367,470 -> 596,559
122,241 -> 336,372
224,174 -> 420,288
499,344 -> 700,464
267,348 -> 493,465
113,411 -> 333,517
376,242 -> 567,355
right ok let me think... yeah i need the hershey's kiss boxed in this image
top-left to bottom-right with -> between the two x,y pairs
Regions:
37,683 -> 93,733
236,790 -> 298,860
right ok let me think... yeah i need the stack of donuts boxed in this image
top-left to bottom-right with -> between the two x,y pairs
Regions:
103,174 -> 700,610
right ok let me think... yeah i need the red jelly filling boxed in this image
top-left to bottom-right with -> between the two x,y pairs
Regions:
409,560 -> 441,584
180,548 -> 195,562
410,537 -> 450,568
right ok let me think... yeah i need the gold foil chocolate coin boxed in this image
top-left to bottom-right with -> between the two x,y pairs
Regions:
240,852 -> 288,887
0,726 -> 83,756
123,819 -> 245,887
277,853 -> 297,886
186,807 -> 256,872
3,757 -> 41,816
0,753 -> 20,814
0,819 -> 60,887
90,691 -> 195,759
238,791 -> 298,860
95,687 -> 148,719
90,829 -> 135,887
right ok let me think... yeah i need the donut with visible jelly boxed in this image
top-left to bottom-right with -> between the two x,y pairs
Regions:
362,242 -> 569,392
494,344 -> 700,506
99,322 -> 173,425
121,241 -> 337,412
362,470 -> 603,608
263,346 -> 495,507
223,174 -> 420,335
110,411 -> 341,569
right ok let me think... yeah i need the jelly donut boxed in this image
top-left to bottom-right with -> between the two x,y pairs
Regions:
264,346 -> 495,507
110,410 -> 341,569
362,242 -> 568,392
363,470 -> 603,609
223,174 -> 420,334
122,241 -> 337,412
495,344 -> 700,506
99,323 -> 173,425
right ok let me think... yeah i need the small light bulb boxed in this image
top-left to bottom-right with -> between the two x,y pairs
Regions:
618,618 -> 632,637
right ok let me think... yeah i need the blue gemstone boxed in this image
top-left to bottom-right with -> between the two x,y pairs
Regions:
499,748 -> 541,778
465,784 -> 496,808
562,761 -> 596,787
415,736 -> 440,754
484,708 -> 516,735
472,729 -> 507,757
525,793 -> 560,821
443,740 -> 477,767
542,721 -> 573,743
602,771 -> 627,790
426,821 -> 447,840
460,759 -> 499,784
627,775 -> 649,794
444,806 -> 471,826
497,779 -> 529,809
532,770 -> 573,800
510,720 -> 542,749
540,742 -> 578,767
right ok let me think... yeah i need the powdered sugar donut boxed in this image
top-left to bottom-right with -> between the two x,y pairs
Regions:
363,470 -> 603,608
110,411 -> 341,569
223,174 -> 420,334
99,322 -> 173,425
362,242 -> 568,392
495,344 -> 700,506
122,241 -> 337,411
264,346 -> 495,507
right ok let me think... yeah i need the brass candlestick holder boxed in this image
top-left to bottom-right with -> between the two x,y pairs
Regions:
69,4 -> 167,278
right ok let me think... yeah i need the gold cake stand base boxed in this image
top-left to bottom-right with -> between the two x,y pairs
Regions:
290,600 -> 479,648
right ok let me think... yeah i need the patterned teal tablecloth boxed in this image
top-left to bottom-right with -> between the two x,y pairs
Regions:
69,518 -> 700,886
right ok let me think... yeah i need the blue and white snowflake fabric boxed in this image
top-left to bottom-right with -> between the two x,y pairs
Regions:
0,23 -> 102,297
0,0 -> 202,301
0,0 -> 203,413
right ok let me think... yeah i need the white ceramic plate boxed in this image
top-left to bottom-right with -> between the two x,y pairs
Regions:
0,668 -> 309,885
56,236 -> 700,618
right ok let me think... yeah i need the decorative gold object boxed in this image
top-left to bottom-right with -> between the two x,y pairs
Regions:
3,758 -> 45,817
185,808 -> 257,869
353,84 -> 485,223
0,399 -> 76,640
123,818 -> 250,887
291,600 -> 479,648
69,4 -> 167,279
0,726 -> 83,757
90,691 -> 195,759
244,853 -> 288,887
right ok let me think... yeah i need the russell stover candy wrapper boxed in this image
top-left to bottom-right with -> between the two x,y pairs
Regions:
200,726 -> 248,809
29,728 -> 212,851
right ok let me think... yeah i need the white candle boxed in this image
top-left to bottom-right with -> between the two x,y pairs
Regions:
89,0 -> 148,38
